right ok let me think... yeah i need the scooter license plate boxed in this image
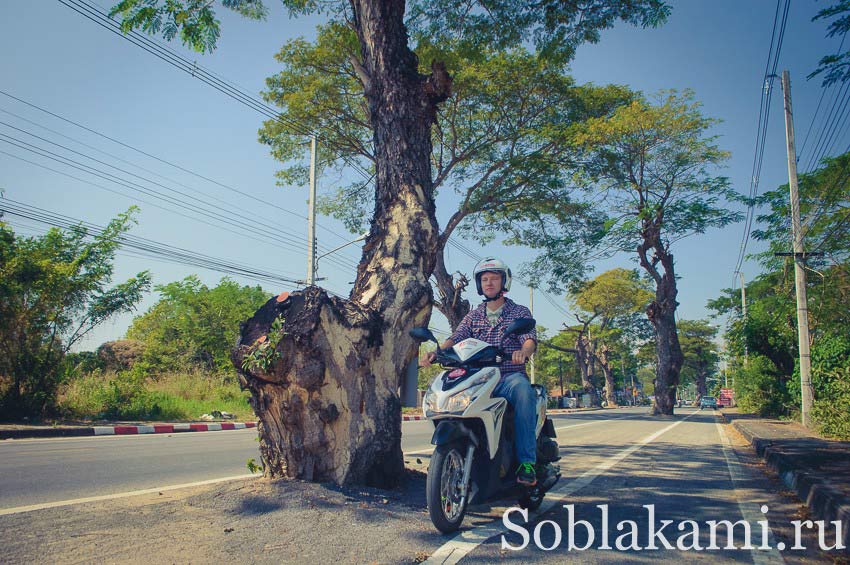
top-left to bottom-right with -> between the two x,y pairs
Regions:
447,368 -> 467,379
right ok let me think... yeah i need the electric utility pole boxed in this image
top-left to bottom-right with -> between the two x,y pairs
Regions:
781,70 -> 814,428
306,136 -> 318,286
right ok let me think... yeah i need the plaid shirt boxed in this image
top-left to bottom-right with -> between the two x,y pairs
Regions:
450,297 -> 537,378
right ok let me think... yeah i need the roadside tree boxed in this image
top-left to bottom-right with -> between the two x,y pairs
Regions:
564,91 -> 741,415
0,211 -> 150,418
111,0 -> 670,485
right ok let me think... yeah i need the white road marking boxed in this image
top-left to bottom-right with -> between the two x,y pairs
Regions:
715,419 -> 785,564
424,410 -> 699,564
0,474 -> 258,516
402,411 -> 648,457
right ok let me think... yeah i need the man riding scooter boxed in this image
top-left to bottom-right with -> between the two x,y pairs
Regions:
422,257 -> 539,486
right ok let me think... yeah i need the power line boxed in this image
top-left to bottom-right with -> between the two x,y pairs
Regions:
0,124 -> 359,272
57,0 -> 377,184
0,116 -> 359,271
733,0 -> 790,276
0,89 -> 358,251
798,30 -> 848,164
0,197 -> 308,287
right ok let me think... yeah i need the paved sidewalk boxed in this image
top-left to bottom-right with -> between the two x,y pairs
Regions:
722,408 -> 850,548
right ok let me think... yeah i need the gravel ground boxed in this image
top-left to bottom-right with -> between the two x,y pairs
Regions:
0,468 -> 449,564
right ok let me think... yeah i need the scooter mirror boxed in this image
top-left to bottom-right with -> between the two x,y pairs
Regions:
504,317 -> 536,337
409,327 -> 437,343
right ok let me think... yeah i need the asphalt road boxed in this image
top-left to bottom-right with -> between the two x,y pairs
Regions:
0,407 -> 837,563
0,410 -> 636,511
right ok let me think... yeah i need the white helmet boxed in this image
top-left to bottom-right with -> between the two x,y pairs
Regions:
473,257 -> 512,296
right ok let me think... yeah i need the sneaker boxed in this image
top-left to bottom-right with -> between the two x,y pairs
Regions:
516,462 -> 537,486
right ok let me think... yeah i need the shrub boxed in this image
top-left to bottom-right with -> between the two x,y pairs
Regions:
732,355 -> 794,418
97,340 -> 146,372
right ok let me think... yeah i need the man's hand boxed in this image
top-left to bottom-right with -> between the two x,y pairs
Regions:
420,351 -> 437,367
512,339 -> 536,365
512,349 -> 531,364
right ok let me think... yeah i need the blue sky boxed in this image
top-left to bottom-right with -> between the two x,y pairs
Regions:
1,1 -> 847,349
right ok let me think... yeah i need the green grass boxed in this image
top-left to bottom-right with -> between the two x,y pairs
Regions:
58,370 -> 253,422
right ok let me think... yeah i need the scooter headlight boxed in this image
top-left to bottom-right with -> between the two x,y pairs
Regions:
423,389 -> 438,415
442,390 -> 474,413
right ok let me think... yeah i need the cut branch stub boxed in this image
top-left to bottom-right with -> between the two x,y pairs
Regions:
233,287 -> 404,486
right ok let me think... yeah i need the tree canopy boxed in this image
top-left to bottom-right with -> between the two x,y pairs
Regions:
0,211 -> 150,417
127,276 -> 269,374
558,90 -> 741,414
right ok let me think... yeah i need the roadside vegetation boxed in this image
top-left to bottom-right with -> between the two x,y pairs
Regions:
709,151 -> 850,439
0,217 -> 267,422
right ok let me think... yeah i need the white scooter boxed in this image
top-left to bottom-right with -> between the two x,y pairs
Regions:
410,318 -> 561,533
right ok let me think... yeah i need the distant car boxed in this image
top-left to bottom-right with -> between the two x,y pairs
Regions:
699,396 -> 718,409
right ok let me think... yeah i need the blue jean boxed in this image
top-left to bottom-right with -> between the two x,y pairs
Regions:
493,372 -> 537,464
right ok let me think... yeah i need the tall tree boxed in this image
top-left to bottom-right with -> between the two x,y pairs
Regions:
0,212 -> 150,417
571,268 -> 652,407
568,91 -> 742,415
677,319 -> 719,398
260,24 -> 635,329
111,0 -> 670,485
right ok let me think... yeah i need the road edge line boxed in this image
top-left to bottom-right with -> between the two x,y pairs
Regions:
0,474 -> 259,517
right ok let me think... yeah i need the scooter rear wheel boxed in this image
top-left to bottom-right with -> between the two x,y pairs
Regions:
427,442 -> 469,533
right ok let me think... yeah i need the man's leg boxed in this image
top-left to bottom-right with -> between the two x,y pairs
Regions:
493,372 -> 538,475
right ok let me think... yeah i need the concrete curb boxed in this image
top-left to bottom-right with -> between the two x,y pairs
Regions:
726,416 -> 850,547
0,421 -> 256,440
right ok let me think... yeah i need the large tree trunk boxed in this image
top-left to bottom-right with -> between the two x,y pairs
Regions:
232,0 -> 451,486
432,250 -> 471,330
696,370 -> 708,397
574,333 -> 601,406
597,344 -> 618,407
638,230 -> 684,416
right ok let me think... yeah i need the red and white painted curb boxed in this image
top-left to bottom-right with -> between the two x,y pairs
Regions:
402,415 -> 426,421
92,422 -> 256,435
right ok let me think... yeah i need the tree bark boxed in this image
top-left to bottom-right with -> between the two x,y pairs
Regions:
638,228 -> 684,416
573,330 -> 601,407
232,0 -> 451,486
696,370 -> 708,397
597,344 -> 618,407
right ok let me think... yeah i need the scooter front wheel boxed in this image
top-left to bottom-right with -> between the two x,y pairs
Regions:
426,441 -> 469,533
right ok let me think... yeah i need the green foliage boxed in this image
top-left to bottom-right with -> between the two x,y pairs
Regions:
731,356 -> 794,418
59,369 -> 251,421
246,457 -> 264,474
571,90 -> 741,250
241,315 -> 286,373
808,332 -> 850,439
677,319 -> 719,391
408,0 -> 670,66
535,331 -> 584,394
109,0 -> 670,64
753,151 -> 850,267
809,2 -> 850,86
127,276 -> 268,374
109,0 -> 268,54
572,268 -> 653,323
260,23 -> 637,286
0,212 -> 150,418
